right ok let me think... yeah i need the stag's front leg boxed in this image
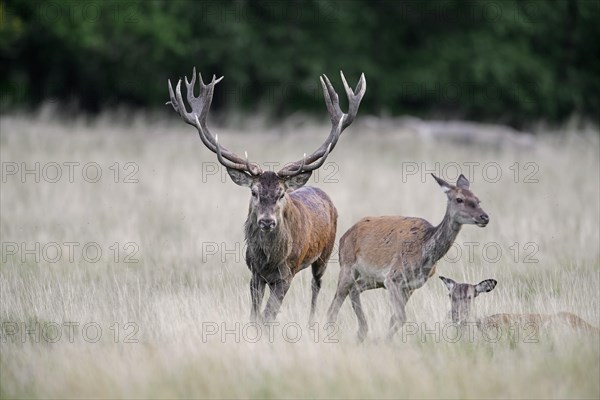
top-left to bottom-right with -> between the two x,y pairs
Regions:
262,278 -> 292,322
250,273 -> 266,322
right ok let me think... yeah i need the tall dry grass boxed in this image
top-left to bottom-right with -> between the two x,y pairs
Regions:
1,110 -> 599,399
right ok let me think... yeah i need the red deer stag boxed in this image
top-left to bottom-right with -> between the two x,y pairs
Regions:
167,68 -> 366,323
440,276 -> 600,334
327,174 -> 489,341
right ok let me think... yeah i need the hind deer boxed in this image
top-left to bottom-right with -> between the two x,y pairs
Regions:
327,174 -> 489,341
440,276 -> 600,333
167,68 -> 366,323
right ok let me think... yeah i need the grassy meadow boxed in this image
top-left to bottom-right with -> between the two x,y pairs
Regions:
1,110 -> 599,399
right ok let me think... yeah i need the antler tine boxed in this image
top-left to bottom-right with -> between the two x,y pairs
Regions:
278,153 -> 307,177
320,74 -> 341,124
214,135 -> 258,172
167,68 -> 261,176
277,120 -> 341,177
277,72 -> 365,177
185,67 -> 196,94
166,79 -> 178,111
303,144 -> 331,171
341,71 -> 366,128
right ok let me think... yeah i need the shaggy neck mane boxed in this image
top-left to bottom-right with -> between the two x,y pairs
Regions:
244,198 -> 302,268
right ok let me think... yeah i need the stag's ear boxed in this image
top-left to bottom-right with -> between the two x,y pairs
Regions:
475,279 -> 497,295
227,168 -> 255,187
439,276 -> 456,291
284,172 -> 312,190
456,174 -> 470,190
432,174 -> 453,194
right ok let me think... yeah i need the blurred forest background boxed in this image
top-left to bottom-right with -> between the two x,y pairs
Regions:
1,0 -> 599,127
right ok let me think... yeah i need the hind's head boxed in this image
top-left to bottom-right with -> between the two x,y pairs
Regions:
432,174 -> 489,227
439,276 -> 497,323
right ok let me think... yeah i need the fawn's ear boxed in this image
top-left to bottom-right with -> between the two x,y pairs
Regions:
227,169 -> 255,187
475,279 -> 497,295
439,276 -> 456,291
284,171 -> 312,190
456,174 -> 470,190
432,174 -> 453,194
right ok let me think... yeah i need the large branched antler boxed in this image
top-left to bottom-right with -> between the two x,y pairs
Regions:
167,68 -> 262,176
277,71 -> 366,177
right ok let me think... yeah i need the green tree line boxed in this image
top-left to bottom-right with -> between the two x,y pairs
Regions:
1,0 -> 599,126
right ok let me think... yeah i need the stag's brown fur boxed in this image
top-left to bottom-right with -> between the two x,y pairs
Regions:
243,173 -> 337,322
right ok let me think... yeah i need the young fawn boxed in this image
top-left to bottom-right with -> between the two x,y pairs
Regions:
327,174 -> 489,341
440,276 -> 600,333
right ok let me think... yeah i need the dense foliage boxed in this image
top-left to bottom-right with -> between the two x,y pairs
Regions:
2,0 -> 598,126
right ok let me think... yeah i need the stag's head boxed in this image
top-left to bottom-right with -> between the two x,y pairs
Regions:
439,276 -> 497,323
432,174 -> 489,227
167,68 -> 366,232
227,170 -> 312,231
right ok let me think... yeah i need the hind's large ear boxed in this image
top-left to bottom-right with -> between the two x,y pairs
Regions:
475,279 -> 497,295
432,174 -> 453,194
456,174 -> 470,190
284,171 -> 312,190
439,276 -> 456,291
227,169 -> 255,187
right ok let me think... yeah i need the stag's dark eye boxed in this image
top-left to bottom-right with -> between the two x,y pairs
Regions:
251,191 -> 258,198
456,198 -> 463,203
278,193 -> 285,200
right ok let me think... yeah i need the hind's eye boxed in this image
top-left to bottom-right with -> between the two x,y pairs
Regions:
251,191 -> 258,198
278,193 -> 285,200
456,198 -> 463,203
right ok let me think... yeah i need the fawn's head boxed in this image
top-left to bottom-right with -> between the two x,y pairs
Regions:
432,174 -> 489,227
440,276 -> 497,323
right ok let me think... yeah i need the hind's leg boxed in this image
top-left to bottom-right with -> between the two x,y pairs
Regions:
349,286 -> 366,342
327,264 -> 355,324
386,283 -> 411,341
309,260 -> 327,325
350,279 -> 379,342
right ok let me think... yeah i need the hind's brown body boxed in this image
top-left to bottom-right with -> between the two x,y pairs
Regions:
328,174 -> 490,341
